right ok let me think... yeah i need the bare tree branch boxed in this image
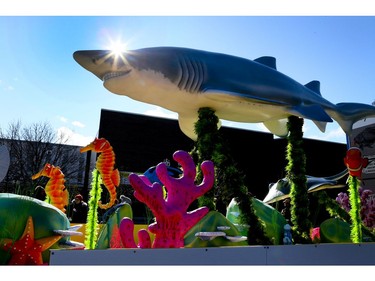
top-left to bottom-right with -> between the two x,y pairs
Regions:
0,120 -> 85,197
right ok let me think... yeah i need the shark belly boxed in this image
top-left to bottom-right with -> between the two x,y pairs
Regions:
104,68 -> 292,139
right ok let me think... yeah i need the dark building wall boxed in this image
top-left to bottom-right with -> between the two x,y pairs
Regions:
98,109 -> 348,200
98,109 -> 194,173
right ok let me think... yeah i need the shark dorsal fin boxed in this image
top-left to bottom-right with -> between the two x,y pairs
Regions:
305,80 -> 321,96
254,56 -> 277,70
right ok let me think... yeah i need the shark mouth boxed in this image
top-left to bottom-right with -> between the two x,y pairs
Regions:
102,70 -> 132,82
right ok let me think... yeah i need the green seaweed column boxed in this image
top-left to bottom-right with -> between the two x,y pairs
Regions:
84,169 -> 103,249
285,116 -> 312,243
347,175 -> 362,243
191,107 -> 271,245
190,107 -> 219,211
313,191 -> 351,222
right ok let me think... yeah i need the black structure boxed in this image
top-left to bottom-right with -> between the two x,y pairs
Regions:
98,108 -> 348,201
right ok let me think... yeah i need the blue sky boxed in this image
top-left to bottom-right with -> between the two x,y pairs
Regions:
1,12 -> 375,146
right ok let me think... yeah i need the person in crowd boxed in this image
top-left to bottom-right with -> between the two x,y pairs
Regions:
69,194 -> 88,223
100,195 -> 132,223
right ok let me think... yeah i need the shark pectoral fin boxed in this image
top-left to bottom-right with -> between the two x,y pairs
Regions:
263,119 -> 289,137
178,114 -> 199,141
291,104 -> 333,122
178,113 -> 222,141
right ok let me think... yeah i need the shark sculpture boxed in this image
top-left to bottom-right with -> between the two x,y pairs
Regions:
73,46 -> 375,140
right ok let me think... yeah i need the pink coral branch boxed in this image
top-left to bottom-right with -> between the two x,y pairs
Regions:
125,150 -> 215,248
119,218 -> 152,248
129,174 -> 167,216
156,150 -> 215,211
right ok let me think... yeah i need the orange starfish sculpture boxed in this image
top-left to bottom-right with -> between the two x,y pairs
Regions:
1,216 -> 62,265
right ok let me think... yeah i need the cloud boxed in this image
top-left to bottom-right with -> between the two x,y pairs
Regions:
321,127 -> 346,142
144,106 -> 177,119
58,116 -> 68,123
56,126 -> 94,147
57,116 -> 85,128
72,121 -> 85,128
0,80 -> 15,91
305,125 -> 346,144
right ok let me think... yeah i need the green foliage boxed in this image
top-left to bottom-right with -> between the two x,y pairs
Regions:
347,175 -> 362,243
313,191 -> 351,222
191,107 -> 271,245
190,107 -> 221,210
313,191 -> 375,242
184,211 -> 248,247
285,116 -> 312,243
251,198 -> 287,245
320,218 -> 352,243
84,169 -> 103,249
95,204 -> 133,249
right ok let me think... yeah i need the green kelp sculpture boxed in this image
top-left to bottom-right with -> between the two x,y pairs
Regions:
191,107 -> 271,245
343,147 -> 369,243
84,169 -> 102,249
285,116 -> 312,243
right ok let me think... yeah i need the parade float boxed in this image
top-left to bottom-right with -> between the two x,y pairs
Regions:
1,47 -> 375,265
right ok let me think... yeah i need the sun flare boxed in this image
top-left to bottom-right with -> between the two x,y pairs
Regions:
107,39 -> 128,56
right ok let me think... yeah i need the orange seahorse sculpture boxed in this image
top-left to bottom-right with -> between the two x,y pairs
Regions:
80,138 -> 120,209
32,163 -> 69,213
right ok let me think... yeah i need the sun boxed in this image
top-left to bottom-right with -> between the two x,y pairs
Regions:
107,39 -> 128,56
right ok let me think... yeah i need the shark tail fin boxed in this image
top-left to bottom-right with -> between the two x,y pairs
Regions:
328,102 -> 375,135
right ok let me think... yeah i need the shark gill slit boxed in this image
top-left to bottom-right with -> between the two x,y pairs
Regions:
177,57 -> 205,93
177,58 -> 188,90
190,59 -> 203,93
185,57 -> 195,92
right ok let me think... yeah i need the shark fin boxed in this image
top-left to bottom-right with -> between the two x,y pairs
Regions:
178,114 -> 221,141
328,102 -> 375,135
254,56 -> 277,70
291,104 -> 333,122
178,115 -> 198,141
304,81 -> 321,96
312,120 -> 327,133
263,119 -> 289,137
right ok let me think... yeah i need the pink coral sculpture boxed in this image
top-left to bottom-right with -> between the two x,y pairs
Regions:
121,150 -> 215,248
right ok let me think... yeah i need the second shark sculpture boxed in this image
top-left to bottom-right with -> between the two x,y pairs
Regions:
263,169 -> 349,204
73,46 -> 375,140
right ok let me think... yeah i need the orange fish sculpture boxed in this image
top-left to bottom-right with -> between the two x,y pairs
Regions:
343,147 -> 369,178
32,163 -> 69,213
80,138 -> 120,209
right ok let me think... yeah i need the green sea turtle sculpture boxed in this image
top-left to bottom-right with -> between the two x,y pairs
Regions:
0,193 -> 84,265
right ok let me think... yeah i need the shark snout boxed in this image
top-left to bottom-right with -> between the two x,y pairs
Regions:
73,50 -> 131,81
